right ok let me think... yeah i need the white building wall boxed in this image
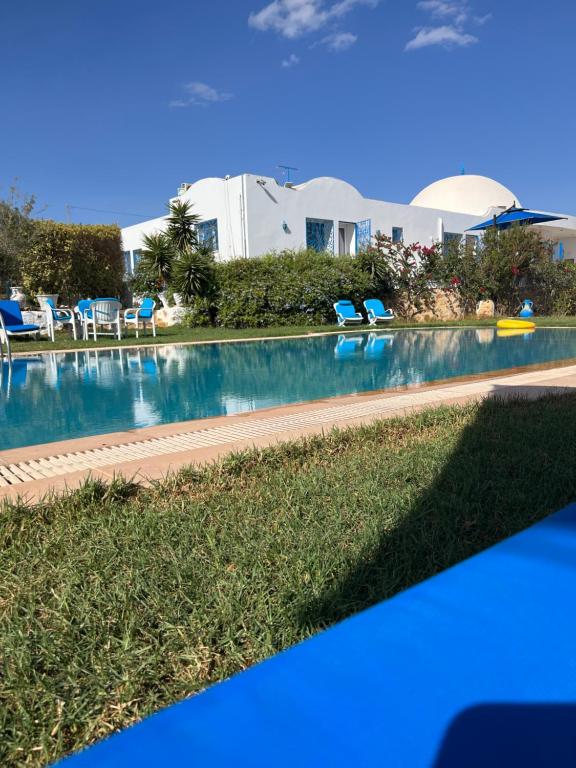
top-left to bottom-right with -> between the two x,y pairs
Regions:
121,176 -> 247,269
121,173 -> 576,265
243,174 -> 483,256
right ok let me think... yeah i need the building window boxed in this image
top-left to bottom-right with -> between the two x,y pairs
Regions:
443,232 -> 462,254
355,220 -> 371,252
465,234 -> 479,252
392,226 -> 403,243
198,218 -> 219,251
123,250 -> 132,274
132,249 -> 142,270
306,218 -> 334,253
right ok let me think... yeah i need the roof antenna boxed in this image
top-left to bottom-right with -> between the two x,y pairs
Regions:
277,164 -> 299,183
460,163 -> 466,175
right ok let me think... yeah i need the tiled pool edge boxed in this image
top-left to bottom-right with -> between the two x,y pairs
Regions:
2,363 -> 576,502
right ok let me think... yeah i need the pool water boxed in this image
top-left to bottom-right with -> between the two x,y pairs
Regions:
2,328 -> 576,451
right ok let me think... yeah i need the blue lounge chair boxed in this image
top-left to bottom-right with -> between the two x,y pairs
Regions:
334,300 -> 363,327
0,300 -> 40,363
124,297 -> 157,338
363,299 -> 395,325
44,297 -> 78,342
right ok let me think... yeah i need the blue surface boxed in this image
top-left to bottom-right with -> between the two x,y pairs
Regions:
4,328 -> 576,450
57,504 -> 576,767
0,299 -> 24,326
468,207 -> 565,230
363,298 -> 394,320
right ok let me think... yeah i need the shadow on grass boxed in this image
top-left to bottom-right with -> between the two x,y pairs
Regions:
300,386 -> 576,630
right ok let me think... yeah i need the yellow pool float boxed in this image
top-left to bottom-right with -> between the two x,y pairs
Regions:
496,319 -> 536,330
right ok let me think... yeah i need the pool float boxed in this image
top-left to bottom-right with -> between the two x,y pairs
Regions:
496,319 -> 536,330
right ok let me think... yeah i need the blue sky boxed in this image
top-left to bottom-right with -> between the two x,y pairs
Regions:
1,0 -> 574,226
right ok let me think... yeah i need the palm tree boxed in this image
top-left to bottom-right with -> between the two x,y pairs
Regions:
171,245 -> 215,305
166,199 -> 200,252
140,232 -> 175,290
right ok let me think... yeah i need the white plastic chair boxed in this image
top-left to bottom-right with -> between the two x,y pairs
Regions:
124,297 -> 156,338
83,299 -> 122,341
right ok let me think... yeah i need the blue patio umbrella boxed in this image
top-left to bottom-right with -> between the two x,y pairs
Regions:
467,204 -> 566,231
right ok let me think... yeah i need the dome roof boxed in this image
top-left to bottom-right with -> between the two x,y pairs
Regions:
410,175 -> 520,216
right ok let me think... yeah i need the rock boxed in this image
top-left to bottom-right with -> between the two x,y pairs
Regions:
155,307 -> 189,327
476,299 -> 495,319
410,289 -> 464,323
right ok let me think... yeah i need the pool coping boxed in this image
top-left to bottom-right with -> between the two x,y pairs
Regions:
2,359 -> 576,503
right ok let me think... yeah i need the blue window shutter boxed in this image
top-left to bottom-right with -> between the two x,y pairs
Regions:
306,219 -> 334,252
356,220 -> 371,251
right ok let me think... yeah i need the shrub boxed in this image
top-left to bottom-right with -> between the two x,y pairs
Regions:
20,221 -> 124,304
361,233 -> 443,319
437,227 -> 570,316
214,249 -> 374,327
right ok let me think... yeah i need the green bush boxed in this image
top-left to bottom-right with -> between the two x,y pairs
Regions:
430,226 -> 576,317
214,249 -> 374,327
19,221 -> 124,304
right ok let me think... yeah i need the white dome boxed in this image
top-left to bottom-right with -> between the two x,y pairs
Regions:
410,175 -> 520,216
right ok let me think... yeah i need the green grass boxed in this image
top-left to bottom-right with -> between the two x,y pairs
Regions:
3,394 -> 576,765
10,315 -> 576,354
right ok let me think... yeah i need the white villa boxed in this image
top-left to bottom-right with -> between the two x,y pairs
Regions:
121,174 -> 576,272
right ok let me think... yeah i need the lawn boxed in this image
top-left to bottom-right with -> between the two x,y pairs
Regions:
9,315 -> 576,354
2,394 -> 576,766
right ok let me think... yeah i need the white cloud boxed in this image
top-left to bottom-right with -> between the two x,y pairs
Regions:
281,53 -> 301,67
320,31 -> 358,50
405,24 -> 477,50
249,0 -> 378,39
417,0 -> 468,23
407,0 -> 488,51
170,81 -> 233,108
474,12 -> 492,25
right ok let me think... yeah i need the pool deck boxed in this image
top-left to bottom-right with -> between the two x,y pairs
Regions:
2,360 -> 576,503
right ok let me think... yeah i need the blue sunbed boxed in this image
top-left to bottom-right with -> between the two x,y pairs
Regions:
333,300 -> 363,327
363,298 -> 395,325
0,299 -> 40,362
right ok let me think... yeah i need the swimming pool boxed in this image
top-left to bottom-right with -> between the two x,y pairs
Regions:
2,328 -> 576,451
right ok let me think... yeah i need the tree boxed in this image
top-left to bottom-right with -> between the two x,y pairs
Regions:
171,245 -> 215,305
131,200 -> 215,308
0,186 -> 37,292
166,199 -> 200,252
140,232 -> 176,290
479,226 -> 555,314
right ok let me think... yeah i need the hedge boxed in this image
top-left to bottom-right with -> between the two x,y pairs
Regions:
200,250 -> 375,328
19,221 -> 124,304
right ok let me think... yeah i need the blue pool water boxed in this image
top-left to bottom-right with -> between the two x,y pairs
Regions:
2,328 -> 576,451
